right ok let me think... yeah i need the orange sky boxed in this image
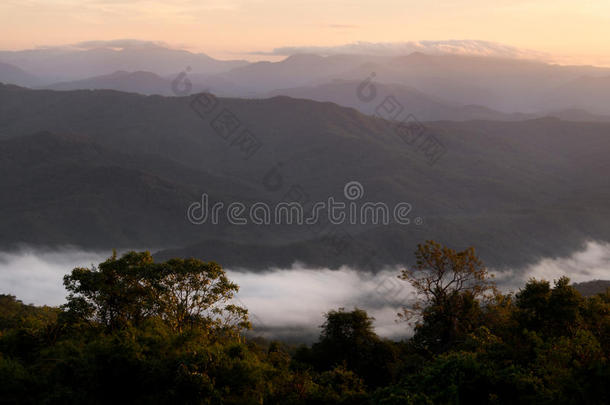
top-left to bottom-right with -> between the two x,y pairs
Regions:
1,0 -> 609,66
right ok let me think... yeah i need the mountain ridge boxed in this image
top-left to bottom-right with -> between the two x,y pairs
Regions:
1,85 -> 609,270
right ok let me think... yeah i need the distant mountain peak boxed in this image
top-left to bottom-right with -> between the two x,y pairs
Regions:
283,53 -> 325,62
0,61 -> 40,87
0,43 -> 250,83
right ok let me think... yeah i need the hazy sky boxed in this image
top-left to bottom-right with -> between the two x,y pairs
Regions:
1,0 -> 609,65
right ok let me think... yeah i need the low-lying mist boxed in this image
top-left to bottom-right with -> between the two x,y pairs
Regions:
1,241 -> 609,341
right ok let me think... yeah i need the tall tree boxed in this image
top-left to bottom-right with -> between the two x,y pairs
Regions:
63,251 -> 250,336
399,240 -> 497,352
307,308 -> 397,388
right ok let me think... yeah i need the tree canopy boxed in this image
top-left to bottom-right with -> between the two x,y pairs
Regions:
63,251 -> 250,336
1,244 -> 609,404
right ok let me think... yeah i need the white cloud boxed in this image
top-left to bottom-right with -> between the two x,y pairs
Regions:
72,39 -> 169,49
0,247 -> 110,306
229,264 -> 415,339
492,240 -> 610,292
263,40 -> 551,61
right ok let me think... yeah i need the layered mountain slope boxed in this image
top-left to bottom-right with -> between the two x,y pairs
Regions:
1,85 -> 609,269
0,131 -> 262,247
45,71 -> 176,96
268,80 -> 533,121
0,62 -> 39,87
0,44 -> 248,83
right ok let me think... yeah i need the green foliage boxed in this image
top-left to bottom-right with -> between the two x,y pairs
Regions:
0,245 -> 609,404
0,294 -> 58,332
63,251 -> 250,337
301,308 -> 398,388
515,277 -> 583,337
399,241 -> 497,353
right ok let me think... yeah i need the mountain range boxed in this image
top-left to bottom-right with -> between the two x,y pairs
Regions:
3,44 -> 610,120
1,84 -> 609,271
45,70 -> 187,96
0,43 -> 247,83
0,62 -> 40,87
16,71 -> 610,123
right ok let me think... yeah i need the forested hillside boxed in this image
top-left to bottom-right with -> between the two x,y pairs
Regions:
1,85 -> 610,269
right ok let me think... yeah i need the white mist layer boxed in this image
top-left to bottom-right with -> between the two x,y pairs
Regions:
493,241 -> 610,291
229,266 -> 415,339
0,241 -> 609,339
270,40 -> 549,61
0,248 -> 111,306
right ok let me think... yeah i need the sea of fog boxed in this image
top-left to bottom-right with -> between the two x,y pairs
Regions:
1,241 -> 609,340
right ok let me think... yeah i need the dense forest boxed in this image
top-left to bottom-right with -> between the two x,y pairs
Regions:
1,241 -> 609,404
